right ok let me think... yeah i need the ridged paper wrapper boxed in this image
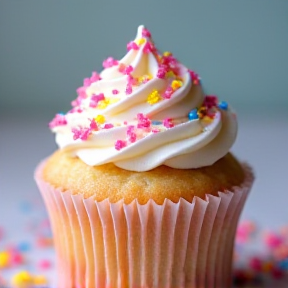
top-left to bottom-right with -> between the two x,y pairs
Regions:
35,161 -> 253,288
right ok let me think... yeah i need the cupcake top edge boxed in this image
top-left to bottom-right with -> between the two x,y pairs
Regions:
49,25 -> 237,172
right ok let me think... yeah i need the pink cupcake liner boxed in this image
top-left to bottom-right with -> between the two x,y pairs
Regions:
35,161 -> 253,288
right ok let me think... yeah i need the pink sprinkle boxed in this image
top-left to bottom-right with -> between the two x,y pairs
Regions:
125,85 -> 132,95
90,93 -> 105,107
115,140 -> 127,150
36,236 -> 53,248
163,86 -> 174,99
76,86 -> 87,98
157,68 -> 166,79
124,65 -> 134,75
188,69 -> 200,85
127,41 -> 139,51
137,113 -> 151,128
203,95 -> 218,109
123,121 -> 128,125
152,128 -> 160,133
38,259 -> 51,270
249,256 -> 262,272
103,57 -> 118,68
72,127 -> 91,141
90,71 -> 101,83
264,232 -> 284,248
127,75 -> 137,86
10,251 -> 24,266
112,89 -> 119,95
142,28 -> 151,38
83,77 -> 91,87
49,114 -> 67,128
103,123 -> 114,129
143,42 -> 154,54
163,118 -> 174,128
118,63 -> 126,73
127,126 -> 137,143
89,119 -> 98,131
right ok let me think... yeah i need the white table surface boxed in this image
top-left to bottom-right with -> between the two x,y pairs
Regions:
0,108 -> 287,287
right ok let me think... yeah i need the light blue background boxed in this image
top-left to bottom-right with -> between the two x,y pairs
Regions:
0,0 -> 287,114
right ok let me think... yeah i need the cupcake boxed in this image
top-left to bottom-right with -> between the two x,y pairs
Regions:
35,25 -> 253,288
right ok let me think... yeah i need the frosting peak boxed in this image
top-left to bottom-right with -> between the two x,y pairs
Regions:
49,25 -> 237,172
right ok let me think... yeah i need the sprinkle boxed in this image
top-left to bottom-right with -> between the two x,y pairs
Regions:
188,109 -> 199,120
94,115 -> 105,124
17,241 -> 30,252
171,80 -> 183,90
0,251 -> 9,268
89,118 -> 98,131
165,71 -> 175,78
90,71 -> 101,83
33,275 -> 48,285
104,123 -> 114,129
139,74 -> 152,84
147,90 -> 161,105
38,259 -> 51,270
90,93 -> 105,108
49,114 -> 67,129
83,77 -> 91,87
142,27 -> 151,37
112,89 -> 119,95
125,85 -> 133,95
124,65 -> 134,75
76,86 -> 87,99
72,127 -> 91,141
143,42 -> 154,53
10,251 -> 24,266
218,101 -> 228,110
188,70 -> 200,85
135,38 -> 145,45
97,99 -> 109,109
115,140 -> 127,150
163,51 -> 172,57
249,256 -> 263,272
263,232 -> 284,249
163,86 -> 174,99
127,41 -> 139,51
103,57 -> 118,68
157,68 -> 167,79
11,271 -> 34,286
118,63 -> 126,73
127,75 -> 138,86
152,128 -> 160,133
137,113 -> 151,128
36,236 -> 53,248
127,126 -> 137,143
163,118 -> 174,128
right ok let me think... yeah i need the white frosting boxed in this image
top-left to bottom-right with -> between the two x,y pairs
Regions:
51,25 -> 238,172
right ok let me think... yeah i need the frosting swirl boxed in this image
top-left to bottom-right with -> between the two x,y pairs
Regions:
49,25 -> 237,172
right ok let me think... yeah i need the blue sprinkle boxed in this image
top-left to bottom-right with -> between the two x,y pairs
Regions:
152,120 -> 162,125
188,109 -> 199,120
58,111 -> 66,115
218,101 -> 228,110
18,241 -> 31,252
19,201 -> 32,213
278,258 -> 288,270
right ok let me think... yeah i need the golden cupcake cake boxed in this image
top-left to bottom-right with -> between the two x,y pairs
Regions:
35,25 -> 253,288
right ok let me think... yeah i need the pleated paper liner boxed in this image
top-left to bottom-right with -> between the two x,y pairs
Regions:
35,161 -> 253,288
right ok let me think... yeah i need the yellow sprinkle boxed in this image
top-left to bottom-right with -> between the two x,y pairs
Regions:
33,275 -> 48,285
135,38 -> 145,45
171,80 -> 183,90
202,115 -> 213,123
97,99 -> 109,109
11,271 -> 33,286
147,90 -> 161,105
0,251 -> 9,268
108,98 -> 120,104
163,51 -> 172,57
139,74 -> 152,83
165,71 -> 175,78
95,115 -> 105,124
